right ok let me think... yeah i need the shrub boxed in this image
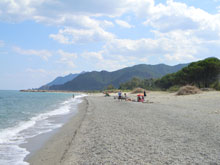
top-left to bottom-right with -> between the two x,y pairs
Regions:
211,81 -> 220,91
167,85 -> 180,92
176,85 -> 201,95
131,87 -> 145,94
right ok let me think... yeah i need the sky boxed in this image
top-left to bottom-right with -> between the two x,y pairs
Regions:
1,0 -> 220,90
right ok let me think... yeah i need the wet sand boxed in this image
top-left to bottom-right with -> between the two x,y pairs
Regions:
27,98 -> 88,164
28,91 -> 220,164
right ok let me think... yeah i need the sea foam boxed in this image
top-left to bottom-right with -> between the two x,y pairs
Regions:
0,94 -> 85,165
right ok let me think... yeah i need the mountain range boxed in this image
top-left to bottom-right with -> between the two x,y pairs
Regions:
39,72 -> 85,90
48,63 -> 187,91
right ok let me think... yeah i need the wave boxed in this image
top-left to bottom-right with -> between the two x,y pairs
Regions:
0,94 -> 85,165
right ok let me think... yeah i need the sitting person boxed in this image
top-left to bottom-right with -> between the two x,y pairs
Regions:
137,95 -> 144,102
124,93 -> 127,99
118,91 -> 122,100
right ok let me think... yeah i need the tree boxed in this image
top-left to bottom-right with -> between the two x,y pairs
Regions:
106,84 -> 115,90
155,57 -> 220,89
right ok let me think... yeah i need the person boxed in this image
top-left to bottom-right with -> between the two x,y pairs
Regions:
137,96 -> 140,102
144,90 -> 146,97
124,93 -> 127,99
118,91 -> 122,100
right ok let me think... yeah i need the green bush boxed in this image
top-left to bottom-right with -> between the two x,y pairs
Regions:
106,84 -> 115,90
167,85 -> 181,92
211,81 -> 220,91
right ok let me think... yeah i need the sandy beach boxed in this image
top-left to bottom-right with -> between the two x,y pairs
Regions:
28,91 -> 220,164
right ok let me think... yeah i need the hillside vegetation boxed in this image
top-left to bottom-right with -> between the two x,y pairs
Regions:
49,64 -> 187,91
120,57 -> 220,91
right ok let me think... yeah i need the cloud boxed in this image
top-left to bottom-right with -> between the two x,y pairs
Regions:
13,46 -> 52,60
1,0 -> 220,68
0,0 -> 153,23
145,15 -> 199,32
102,20 -> 114,27
139,0 -> 220,62
81,31 -> 209,68
0,0 -> 33,22
144,0 -> 220,36
1,0 -> 218,36
95,59 -> 127,71
57,49 -> 77,67
103,38 -> 168,58
115,19 -> 134,28
50,27 -> 115,44
82,51 -> 103,60
34,14 -> 110,29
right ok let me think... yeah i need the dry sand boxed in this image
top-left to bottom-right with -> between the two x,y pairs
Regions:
28,91 -> 220,165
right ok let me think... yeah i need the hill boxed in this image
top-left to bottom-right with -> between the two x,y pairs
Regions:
155,57 -> 220,90
49,63 -> 187,91
39,72 -> 85,90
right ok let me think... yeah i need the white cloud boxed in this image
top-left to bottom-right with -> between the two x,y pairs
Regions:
13,46 -> 52,60
1,0 -> 218,36
115,19 -> 134,28
103,38 -> 164,57
137,0 -> 220,63
144,0 -> 220,36
80,31 -> 210,68
164,54 -> 196,62
34,15 -> 101,29
49,32 -> 69,44
95,58 -> 127,71
102,20 -> 114,27
82,51 -> 103,60
57,49 -> 77,67
0,0 -> 153,23
50,27 -> 115,44
1,0 -> 220,68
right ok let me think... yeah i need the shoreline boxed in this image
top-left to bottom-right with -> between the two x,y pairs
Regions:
20,89 -> 77,93
26,97 -> 88,165
27,91 -> 220,164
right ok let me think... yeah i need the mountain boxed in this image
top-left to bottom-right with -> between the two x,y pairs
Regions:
49,64 -> 187,91
39,72 -> 85,90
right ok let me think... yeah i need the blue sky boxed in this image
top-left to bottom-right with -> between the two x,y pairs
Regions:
0,0 -> 220,89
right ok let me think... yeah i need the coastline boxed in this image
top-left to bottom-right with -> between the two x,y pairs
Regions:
26,97 -> 88,164
20,89 -> 77,93
27,91 -> 220,164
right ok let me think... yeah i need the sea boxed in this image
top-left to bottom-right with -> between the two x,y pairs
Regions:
0,90 -> 85,165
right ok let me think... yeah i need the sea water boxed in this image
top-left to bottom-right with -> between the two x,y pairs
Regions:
0,90 -> 84,165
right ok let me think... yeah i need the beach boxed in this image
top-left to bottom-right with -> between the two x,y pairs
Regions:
28,91 -> 220,164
